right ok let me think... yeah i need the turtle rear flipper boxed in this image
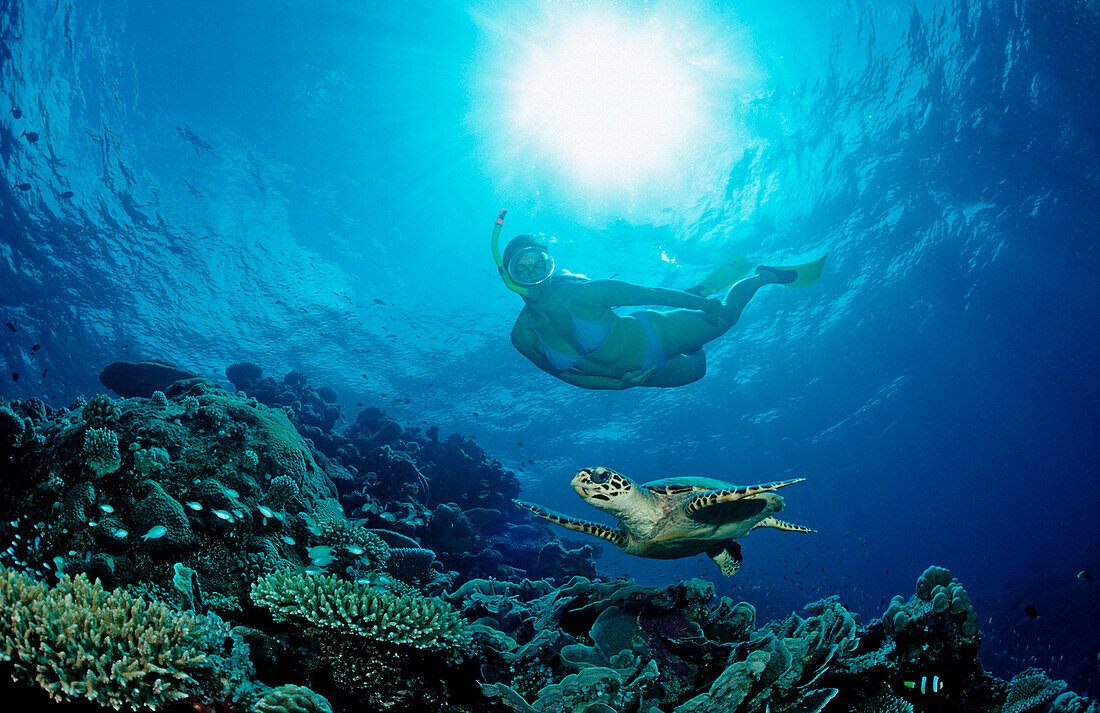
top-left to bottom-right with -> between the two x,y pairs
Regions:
751,516 -> 817,534
513,499 -> 627,548
708,542 -> 743,576
685,478 -> 806,518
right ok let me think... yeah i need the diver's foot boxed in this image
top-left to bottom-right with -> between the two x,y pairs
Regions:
755,265 -> 798,285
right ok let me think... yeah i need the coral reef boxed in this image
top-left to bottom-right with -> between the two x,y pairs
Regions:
0,365 -> 1095,713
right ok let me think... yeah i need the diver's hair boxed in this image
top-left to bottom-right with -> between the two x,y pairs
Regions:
501,234 -> 551,271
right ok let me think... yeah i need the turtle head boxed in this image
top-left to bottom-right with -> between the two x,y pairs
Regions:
571,467 -> 638,515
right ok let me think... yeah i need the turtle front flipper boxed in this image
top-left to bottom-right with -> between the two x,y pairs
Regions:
685,478 -> 806,517
751,516 -> 817,534
513,499 -> 627,548
708,542 -> 743,576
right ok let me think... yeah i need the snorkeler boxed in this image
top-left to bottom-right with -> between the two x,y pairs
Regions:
491,210 -> 826,389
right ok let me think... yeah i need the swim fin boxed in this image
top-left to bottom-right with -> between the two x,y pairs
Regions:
690,253 -> 755,296
758,253 -> 828,288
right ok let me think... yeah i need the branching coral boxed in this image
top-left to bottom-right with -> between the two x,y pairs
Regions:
250,570 -> 469,651
83,426 -> 121,477
0,564 -> 247,710
1002,668 -> 1068,713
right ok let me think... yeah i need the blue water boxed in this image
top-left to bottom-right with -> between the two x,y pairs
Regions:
1,0 -> 1097,694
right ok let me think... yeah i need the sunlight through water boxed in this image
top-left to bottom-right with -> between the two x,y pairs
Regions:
471,2 -> 757,220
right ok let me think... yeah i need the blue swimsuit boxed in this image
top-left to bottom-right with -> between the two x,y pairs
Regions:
528,297 -> 669,373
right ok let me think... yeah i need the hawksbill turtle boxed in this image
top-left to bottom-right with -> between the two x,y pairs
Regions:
514,466 -> 814,576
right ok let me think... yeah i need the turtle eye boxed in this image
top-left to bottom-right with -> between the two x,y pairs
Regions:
590,468 -> 610,484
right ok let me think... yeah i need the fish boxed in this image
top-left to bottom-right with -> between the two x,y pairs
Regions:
11,109 -> 21,118
1024,605 -> 1038,619
903,675 -> 944,695
280,535 -> 296,546
11,373 -> 18,381
185,501 -> 203,511
5,323 -> 14,332
372,298 -> 386,305
113,529 -> 128,539
1078,570 -> 1093,581
308,545 -> 334,560
52,556 -> 64,572
99,504 -> 114,513
303,565 -> 326,576
15,183 -> 30,191
257,505 -> 275,518
224,488 -> 240,499
31,344 -> 40,351
141,525 -> 168,541
23,131 -> 38,142
41,368 -> 47,377
211,509 -> 233,522
59,191 -> 73,199
346,545 -> 365,556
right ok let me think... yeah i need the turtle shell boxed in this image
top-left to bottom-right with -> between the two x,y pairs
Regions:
642,476 -> 735,495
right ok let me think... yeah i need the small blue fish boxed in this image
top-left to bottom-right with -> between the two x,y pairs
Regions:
99,504 -> 115,513
141,525 -> 168,541
346,545 -> 366,556
185,501 -> 203,511
257,505 -> 275,518
211,509 -> 233,522
280,535 -> 296,546
113,529 -> 128,539
225,488 -> 240,499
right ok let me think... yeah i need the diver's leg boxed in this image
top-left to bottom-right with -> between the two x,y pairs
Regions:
721,272 -> 777,324
640,352 -> 706,387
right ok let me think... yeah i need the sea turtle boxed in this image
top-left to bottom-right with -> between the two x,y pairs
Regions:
514,466 -> 814,576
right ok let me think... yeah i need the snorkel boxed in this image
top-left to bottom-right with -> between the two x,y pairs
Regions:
491,209 -> 529,296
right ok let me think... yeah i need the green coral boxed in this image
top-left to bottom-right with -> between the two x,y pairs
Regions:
252,684 -> 334,713
266,474 -> 300,507
482,659 -> 660,713
132,480 -> 194,551
305,514 -> 390,571
1002,668 -> 1067,713
133,446 -> 170,477
0,564 -> 248,710
83,426 -> 122,477
855,691 -> 914,713
82,395 -> 121,428
251,570 -> 469,651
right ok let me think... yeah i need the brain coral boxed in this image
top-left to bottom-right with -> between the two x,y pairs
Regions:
252,684 -> 334,713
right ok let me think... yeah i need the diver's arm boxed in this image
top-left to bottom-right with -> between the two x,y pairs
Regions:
579,280 -> 716,311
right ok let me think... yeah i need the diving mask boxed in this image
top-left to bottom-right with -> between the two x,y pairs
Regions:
506,246 -> 555,286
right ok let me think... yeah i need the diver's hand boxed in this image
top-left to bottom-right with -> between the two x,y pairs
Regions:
621,366 -> 659,387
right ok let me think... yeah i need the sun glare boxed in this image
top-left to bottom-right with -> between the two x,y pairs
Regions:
509,17 -> 703,189
472,2 -> 753,217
